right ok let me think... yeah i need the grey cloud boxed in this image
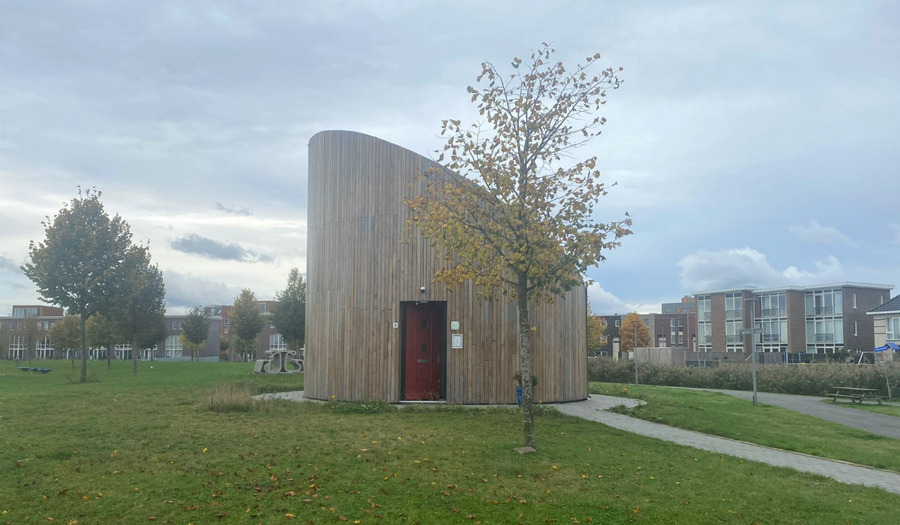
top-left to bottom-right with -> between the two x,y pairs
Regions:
170,234 -> 274,263
678,248 -> 846,292
0,256 -> 21,273
789,220 -> 855,246
162,270 -> 238,310
214,202 -> 252,216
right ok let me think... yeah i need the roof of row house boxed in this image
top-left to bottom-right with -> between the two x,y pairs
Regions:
869,295 -> 900,315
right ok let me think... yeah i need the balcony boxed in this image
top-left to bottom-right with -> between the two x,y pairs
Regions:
809,307 -> 834,316
761,333 -> 782,343
700,335 -> 711,343
725,334 -> 743,343
725,309 -> 742,320
761,308 -> 786,318
699,311 -> 711,321
815,333 -> 835,342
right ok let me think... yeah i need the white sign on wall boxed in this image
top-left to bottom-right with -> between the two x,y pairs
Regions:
451,334 -> 463,349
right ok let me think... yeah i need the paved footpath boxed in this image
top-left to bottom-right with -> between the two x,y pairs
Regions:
692,388 -> 900,439
552,395 -> 900,495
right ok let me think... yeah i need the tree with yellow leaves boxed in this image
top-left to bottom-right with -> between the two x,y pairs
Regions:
619,312 -> 652,354
407,44 -> 631,450
587,314 -> 607,355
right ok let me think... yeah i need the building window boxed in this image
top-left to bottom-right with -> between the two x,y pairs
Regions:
269,333 -> 286,350
614,320 -> 620,327
853,321 -> 858,337
887,317 -> 900,341
165,334 -> 183,359
224,318 -> 230,326
805,289 -> 842,316
852,293 -> 857,309
759,293 -> 786,318
36,337 -> 53,359
115,343 -> 133,360
725,322 -> 742,345
697,295 -> 711,321
806,318 -> 843,345
13,307 -> 38,318
259,303 -> 267,314
725,293 -> 743,320
698,323 -> 711,344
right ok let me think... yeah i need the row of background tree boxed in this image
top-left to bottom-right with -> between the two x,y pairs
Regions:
3,272 -> 306,365
18,188 -> 305,380
586,311 -> 651,355
219,269 -> 307,362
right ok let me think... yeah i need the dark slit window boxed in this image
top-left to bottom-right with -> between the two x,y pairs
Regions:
421,319 -> 428,329
421,344 -> 428,353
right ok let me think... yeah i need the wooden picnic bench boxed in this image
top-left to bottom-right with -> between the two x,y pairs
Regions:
827,386 -> 883,404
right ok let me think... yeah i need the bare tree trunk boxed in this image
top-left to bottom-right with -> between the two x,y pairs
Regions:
132,338 -> 138,376
517,271 -> 536,450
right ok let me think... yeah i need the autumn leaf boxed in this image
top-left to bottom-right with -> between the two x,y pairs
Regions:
406,43 -> 628,451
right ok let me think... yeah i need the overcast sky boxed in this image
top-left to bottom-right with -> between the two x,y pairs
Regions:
1,0 -> 898,316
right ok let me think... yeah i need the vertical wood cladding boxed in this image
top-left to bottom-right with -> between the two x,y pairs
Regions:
305,130 -> 587,403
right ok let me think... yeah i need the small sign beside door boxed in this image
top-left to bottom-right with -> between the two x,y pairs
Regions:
451,334 -> 463,349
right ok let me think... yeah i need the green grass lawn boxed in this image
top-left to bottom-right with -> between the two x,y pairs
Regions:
2,361 -> 900,524
591,382 -> 900,472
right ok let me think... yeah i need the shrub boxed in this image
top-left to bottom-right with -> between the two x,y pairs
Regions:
587,359 -> 900,396
207,383 -> 288,413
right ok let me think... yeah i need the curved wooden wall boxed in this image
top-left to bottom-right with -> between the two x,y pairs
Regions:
305,130 -> 587,403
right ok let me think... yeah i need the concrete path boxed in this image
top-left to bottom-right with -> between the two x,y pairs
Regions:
264,391 -> 900,494
689,388 -> 900,439
553,395 -> 900,495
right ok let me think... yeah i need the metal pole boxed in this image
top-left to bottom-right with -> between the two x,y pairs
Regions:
750,302 -> 758,406
634,322 -> 639,385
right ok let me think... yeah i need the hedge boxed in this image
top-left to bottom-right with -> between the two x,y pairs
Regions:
587,359 -> 900,397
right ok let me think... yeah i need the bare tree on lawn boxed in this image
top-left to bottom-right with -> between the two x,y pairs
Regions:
407,44 -> 631,450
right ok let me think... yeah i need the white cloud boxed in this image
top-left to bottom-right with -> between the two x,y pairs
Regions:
678,247 -> 846,292
788,220 -> 855,246
162,271 -> 241,311
587,281 -> 661,315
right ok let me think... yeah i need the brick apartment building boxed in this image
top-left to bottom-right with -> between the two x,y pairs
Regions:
0,305 -> 64,360
692,282 -> 892,355
1,300 -> 286,362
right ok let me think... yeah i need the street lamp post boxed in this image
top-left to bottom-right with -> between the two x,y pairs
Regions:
742,298 -> 762,406
633,322 -> 639,385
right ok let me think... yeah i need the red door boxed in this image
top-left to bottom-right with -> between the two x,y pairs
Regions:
403,303 -> 443,400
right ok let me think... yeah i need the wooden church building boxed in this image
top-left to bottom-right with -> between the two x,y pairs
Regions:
304,130 -> 588,404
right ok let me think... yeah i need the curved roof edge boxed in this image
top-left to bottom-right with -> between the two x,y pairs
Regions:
309,129 -> 433,162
